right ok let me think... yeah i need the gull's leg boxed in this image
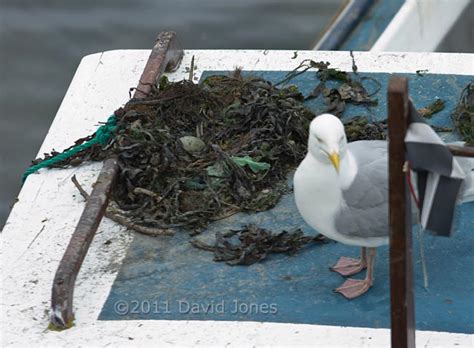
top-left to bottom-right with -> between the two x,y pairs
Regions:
334,247 -> 376,299
330,247 -> 367,276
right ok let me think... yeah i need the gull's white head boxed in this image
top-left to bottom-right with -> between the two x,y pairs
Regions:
308,113 -> 347,173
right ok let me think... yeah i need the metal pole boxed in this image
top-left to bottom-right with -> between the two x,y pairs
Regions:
447,144 -> 474,157
50,31 -> 183,329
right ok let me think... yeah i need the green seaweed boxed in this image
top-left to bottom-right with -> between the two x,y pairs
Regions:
279,59 -> 378,117
231,156 -> 271,173
343,116 -> 386,141
451,83 -> 473,145
190,224 -> 326,265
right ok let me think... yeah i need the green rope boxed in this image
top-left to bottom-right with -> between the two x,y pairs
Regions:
22,115 -> 117,183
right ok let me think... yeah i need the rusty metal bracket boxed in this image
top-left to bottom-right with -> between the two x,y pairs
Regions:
134,31 -> 183,99
50,31 -> 183,329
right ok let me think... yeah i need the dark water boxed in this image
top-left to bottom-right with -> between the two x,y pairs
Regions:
0,0 -> 471,228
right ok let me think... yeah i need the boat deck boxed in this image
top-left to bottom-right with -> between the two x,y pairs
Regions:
1,50 -> 473,347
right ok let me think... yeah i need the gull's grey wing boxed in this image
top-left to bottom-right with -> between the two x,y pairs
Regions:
334,140 -> 471,239
335,141 -> 389,238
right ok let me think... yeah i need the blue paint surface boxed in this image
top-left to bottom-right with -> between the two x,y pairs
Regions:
100,71 -> 474,333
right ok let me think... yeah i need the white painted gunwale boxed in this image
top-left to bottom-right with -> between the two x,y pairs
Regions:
1,50 -> 473,347
371,0 -> 470,52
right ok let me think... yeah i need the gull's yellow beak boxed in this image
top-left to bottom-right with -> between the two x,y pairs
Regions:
328,152 -> 340,173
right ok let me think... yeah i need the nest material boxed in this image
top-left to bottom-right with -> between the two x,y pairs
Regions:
29,65 -> 472,265
110,72 -> 315,233
190,224 -> 327,265
32,69 -> 385,236
452,83 -> 474,145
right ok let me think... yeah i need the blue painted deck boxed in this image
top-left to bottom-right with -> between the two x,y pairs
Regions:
99,71 -> 474,333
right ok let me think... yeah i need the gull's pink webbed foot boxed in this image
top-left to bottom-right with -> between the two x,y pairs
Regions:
333,247 -> 376,299
330,247 -> 367,276
334,278 -> 373,299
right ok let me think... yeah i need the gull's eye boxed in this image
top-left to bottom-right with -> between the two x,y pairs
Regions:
314,135 -> 323,143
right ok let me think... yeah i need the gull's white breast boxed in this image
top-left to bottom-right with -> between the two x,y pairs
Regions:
294,151 -> 388,247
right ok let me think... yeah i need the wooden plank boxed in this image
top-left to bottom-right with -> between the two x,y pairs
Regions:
49,31 -> 183,329
387,76 -> 416,348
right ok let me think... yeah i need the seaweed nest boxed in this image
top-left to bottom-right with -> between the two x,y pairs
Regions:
111,73 -> 317,233
37,71 -> 316,234
452,83 -> 473,145
32,65 -> 386,236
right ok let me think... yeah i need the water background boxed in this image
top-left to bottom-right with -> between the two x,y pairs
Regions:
0,0 -> 471,229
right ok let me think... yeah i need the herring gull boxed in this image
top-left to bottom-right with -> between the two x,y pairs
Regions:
294,113 -> 472,299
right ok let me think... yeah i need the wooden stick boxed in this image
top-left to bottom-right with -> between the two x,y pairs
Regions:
71,175 -> 174,236
388,76 -> 416,348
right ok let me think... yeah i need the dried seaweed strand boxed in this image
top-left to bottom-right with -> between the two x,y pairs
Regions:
71,175 -> 174,236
